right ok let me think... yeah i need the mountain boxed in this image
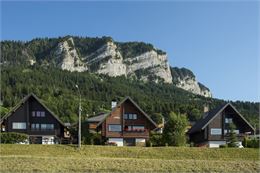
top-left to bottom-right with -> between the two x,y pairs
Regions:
0,36 -> 258,127
1,36 -> 210,97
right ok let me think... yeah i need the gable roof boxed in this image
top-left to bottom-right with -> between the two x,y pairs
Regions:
87,113 -> 109,122
88,96 -> 157,128
188,103 -> 255,134
0,93 -> 66,127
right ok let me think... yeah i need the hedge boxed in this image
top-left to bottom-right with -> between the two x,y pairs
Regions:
242,137 -> 260,148
0,132 -> 28,144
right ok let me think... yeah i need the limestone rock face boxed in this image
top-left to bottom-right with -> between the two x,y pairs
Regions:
53,37 -> 211,97
94,41 -> 126,77
175,77 -> 212,97
85,42 -> 172,83
55,37 -> 88,72
171,67 -> 212,97
125,50 -> 172,83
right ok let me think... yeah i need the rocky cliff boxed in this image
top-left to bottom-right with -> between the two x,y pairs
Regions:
1,36 -> 212,97
171,67 -> 212,97
55,37 -> 87,72
55,37 -> 173,84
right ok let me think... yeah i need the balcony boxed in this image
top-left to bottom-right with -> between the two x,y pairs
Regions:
123,128 -> 149,138
124,128 -> 148,133
29,129 -> 58,136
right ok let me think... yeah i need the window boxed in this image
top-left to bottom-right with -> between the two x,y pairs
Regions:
128,114 -> 133,119
224,129 -> 239,134
12,122 -> 26,129
40,112 -> 45,117
108,125 -> 122,132
40,124 -> 54,130
46,124 -> 54,130
132,125 -> 144,130
36,111 -> 41,117
31,123 -> 40,130
210,128 -> 222,135
225,118 -> 232,123
33,111 -> 45,117
123,113 -> 138,120
31,124 -> 54,131
41,124 -> 47,130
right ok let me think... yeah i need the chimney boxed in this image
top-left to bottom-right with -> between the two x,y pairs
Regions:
162,116 -> 165,126
203,104 -> 209,113
159,116 -> 165,134
111,100 -> 117,109
203,104 -> 209,118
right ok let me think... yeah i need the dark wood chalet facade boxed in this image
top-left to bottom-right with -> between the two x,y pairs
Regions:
87,97 -> 157,146
0,93 -> 70,144
188,103 -> 255,148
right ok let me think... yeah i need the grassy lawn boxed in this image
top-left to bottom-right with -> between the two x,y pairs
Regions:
0,144 -> 259,172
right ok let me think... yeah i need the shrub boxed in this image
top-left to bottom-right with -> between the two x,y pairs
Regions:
242,137 -> 248,147
246,138 -> 260,148
145,140 -> 153,147
219,144 -> 228,148
162,112 -> 188,146
0,132 -> 28,144
149,132 -> 163,146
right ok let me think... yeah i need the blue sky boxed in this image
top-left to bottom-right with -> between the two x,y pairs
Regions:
1,1 -> 259,102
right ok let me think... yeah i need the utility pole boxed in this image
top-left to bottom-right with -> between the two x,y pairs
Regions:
75,85 -> 81,149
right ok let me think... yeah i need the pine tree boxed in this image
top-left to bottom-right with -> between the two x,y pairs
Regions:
228,123 -> 238,147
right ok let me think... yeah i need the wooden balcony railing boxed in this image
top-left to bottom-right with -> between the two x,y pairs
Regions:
123,129 -> 148,133
29,129 -> 57,135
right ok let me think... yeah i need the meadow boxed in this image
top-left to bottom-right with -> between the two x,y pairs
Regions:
0,144 -> 259,172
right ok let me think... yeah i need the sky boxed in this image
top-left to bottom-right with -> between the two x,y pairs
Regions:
1,1 -> 259,102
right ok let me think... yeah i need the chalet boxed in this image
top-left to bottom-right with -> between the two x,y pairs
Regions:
87,97 -> 157,146
0,93 -> 70,144
188,103 -> 255,148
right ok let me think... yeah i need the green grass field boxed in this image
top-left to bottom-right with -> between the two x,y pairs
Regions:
0,144 -> 259,172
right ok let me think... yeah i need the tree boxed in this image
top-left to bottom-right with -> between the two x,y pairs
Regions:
162,112 -> 188,146
150,113 -> 163,125
189,107 -> 202,121
228,123 -> 238,147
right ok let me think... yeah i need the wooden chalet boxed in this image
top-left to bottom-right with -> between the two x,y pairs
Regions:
0,93 -> 70,144
188,103 -> 255,148
87,97 -> 157,146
